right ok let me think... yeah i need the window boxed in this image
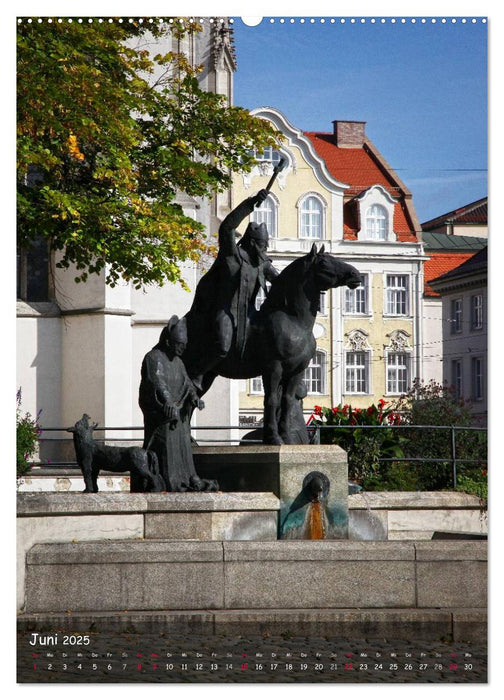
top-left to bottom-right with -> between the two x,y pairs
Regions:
17,236 -> 50,302
299,196 -> 323,239
345,352 -> 369,394
345,275 -> 368,315
366,204 -> 388,240
385,275 -> 408,316
304,351 -> 326,394
251,194 -> 277,237
471,294 -> 483,330
356,186 -> 396,243
249,146 -> 282,165
451,298 -> 463,334
318,292 -> 326,315
472,357 -> 483,401
250,376 -> 264,394
451,359 -> 463,400
387,353 -> 409,394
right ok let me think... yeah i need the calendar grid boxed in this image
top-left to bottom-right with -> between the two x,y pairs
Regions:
18,631 -> 487,683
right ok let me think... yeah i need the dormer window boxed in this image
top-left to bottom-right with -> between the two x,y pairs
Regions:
365,204 -> 388,240
356,185 -> 397,242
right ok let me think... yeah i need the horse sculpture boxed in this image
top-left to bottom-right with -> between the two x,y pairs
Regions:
183,244 -> 362,445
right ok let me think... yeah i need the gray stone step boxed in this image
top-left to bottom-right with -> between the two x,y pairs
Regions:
24,539 -> 487,615
17,608 -> 487,642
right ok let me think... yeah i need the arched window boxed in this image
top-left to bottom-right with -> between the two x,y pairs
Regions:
365,204 -> 388,240
251,194 -> 277,237
304,351 -> 326,394
299,196 -> 323,239
250,146 -> 283,166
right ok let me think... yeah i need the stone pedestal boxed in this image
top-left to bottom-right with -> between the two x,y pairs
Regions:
16,492 -> 279,612
194,445 -> 348,539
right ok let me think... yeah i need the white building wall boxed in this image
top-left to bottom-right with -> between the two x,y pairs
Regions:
60,314 -> 105,429
440,285 -> 487,421
422,298 -> 444,385
16,312 -> 62,462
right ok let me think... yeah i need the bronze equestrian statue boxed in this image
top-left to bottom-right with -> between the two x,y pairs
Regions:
183,189 -> 362,445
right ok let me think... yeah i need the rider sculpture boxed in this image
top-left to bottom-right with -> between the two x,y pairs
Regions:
188,188 -> 279,391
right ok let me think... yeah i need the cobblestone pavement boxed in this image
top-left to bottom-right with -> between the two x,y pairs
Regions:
18,631 -> 487,683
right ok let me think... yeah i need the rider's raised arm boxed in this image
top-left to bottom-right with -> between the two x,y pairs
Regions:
218,190 -> 268,255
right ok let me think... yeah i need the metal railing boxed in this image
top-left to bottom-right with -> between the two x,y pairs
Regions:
313,424 -> 487,489
34,423 -> 487,490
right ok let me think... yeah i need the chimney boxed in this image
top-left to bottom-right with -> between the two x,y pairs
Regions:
332,120 -> 366,148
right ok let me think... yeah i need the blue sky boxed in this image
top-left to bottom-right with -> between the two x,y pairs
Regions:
230,17 -> 487,223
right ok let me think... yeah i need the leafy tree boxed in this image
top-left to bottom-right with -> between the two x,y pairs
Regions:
17,18 -> 280,289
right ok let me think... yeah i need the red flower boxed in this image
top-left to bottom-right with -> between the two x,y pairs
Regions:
313,405 -> 322,416
367,406 -> 375,415
387,412 -> 402,425
377,398 -> 388,408
332,407 -> 340,415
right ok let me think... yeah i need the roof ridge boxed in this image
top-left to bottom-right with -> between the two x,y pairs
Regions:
421,197 -> 487,227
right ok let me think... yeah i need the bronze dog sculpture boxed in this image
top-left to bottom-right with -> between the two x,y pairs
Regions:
68,413 -> 165,493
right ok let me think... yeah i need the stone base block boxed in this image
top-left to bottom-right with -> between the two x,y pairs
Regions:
24,540 -> 487,616
144,510 -> 277,540
17,492 -> 280,610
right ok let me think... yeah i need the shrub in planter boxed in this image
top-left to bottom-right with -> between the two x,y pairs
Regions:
394,379 -> 487,491
311,400 -> 407,485
16,389 -> 41,478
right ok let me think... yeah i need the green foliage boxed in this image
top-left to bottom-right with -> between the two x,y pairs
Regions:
310,384 -> 487,495
16,389 -> 41,478
311,400 -> 407,484
17,18 -> 280,289
362,461 -> 420,492
456,473 -> 487,502
395,379 -> 487,491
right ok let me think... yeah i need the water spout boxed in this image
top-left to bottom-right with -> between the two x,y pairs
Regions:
307,500 -> 325,539
279,467 -> 348,540
303,471 -> 330,539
